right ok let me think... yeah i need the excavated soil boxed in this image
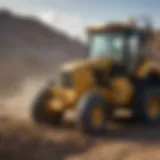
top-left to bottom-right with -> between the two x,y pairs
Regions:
0,78 -> 160,160
0,116 -> 160,160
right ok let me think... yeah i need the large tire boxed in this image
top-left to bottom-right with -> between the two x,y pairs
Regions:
134,86 -> 160,124
76,92 -> 109,134
31,87 -> 63,126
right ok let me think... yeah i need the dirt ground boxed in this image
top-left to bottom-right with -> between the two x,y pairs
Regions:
0,116 -> 160,160
0,79 -> 160,160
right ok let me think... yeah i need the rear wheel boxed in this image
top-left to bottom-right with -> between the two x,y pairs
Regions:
31,87 -> 63,126
76,92 -> 109,134
142,87 -> 160,123
133,87 -> 160,124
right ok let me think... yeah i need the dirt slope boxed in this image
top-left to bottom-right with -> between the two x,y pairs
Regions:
0,117 -> 160,160
0,10 -> 87,97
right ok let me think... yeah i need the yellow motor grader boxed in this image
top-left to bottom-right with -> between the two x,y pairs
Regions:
31,17 -> 160,133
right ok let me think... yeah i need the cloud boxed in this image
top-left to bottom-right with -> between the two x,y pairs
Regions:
37,11 -> 88,42
0,0 -> 100,42
0,0 -> 77,16
0,0 -> 99,43
36,11 -> 105,43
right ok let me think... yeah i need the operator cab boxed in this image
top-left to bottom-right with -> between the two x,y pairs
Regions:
88,22 -> 149,75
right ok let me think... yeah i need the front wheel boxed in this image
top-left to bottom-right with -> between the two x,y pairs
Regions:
31,87 -> 63,126
76,92 -> 109,134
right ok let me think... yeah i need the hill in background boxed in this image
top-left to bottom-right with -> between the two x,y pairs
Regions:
0,10 -> 87,96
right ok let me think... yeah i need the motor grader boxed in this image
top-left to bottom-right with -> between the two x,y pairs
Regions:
31,17 -> 160,133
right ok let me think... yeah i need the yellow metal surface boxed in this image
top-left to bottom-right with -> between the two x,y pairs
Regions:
91,105 -> 104,127
136,59 -> 151,78
47,53 -> 155,114
136,58 -> 160,78
74,58 -> 111,95
52,57 -> 112,108
61,57 -> 111,72
50,56 -> 135,112
47,98 -> 63,112
87,23 -> 136,33
51,88 -> 77,107
148,96 -> 160,119
111,77 -> 134,105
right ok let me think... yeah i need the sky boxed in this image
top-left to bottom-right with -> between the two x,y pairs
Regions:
0,0 -> 159,41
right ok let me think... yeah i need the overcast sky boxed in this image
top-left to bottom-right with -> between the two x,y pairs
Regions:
0,0 -> 159,41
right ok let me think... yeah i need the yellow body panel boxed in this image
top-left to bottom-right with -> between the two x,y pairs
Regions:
47,52 -> 160,113
50,88 -> 77,107
48,57 -> 160,113
61,57 -> 111,72
48,57 -> 137,111
136,59 -> 151,78
110,77 -> 134,105
48,57 -> 112,111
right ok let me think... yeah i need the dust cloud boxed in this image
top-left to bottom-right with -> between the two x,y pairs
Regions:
0,75 -> 51,120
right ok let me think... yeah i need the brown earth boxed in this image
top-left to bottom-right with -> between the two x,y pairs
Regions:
0,77 -> 160,160
0,115 -> 160,160
0,10 -> 87,97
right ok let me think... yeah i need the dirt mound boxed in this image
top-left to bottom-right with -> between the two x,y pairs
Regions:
0,10 -> 87,97
0,117 -> 160,160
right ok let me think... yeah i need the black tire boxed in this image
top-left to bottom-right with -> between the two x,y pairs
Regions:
134,86 -> 160,124
31,87 -> 63,126
76,92 -> 109,134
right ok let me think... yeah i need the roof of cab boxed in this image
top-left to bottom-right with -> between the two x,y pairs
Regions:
87,22 -> 138,33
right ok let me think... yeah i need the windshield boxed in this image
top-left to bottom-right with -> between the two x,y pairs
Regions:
90,32 -> 125,61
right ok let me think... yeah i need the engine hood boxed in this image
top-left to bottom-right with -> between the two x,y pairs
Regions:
60,56 -> 112,72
